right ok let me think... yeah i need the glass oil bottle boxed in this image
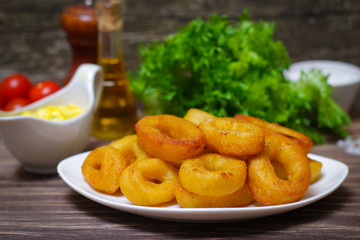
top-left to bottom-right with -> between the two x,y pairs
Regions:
92,0 -> 138,140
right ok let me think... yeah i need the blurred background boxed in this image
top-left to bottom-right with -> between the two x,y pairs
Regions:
0,0 -> 359,113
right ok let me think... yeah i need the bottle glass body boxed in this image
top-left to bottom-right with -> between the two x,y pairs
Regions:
91,0 -> 137,140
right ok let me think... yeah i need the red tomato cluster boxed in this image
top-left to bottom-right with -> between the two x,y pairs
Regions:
0,73 -> 61,111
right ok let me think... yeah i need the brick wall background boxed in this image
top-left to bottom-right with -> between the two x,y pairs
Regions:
1,0 -> 359,112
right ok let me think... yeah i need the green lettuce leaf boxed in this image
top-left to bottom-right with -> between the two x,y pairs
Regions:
129,11 -> 350,143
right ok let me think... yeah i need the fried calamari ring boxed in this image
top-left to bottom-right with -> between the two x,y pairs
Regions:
309,159 -> 322,183
183,108 -> 216,126
199,117 -> 264,156
135,115 -> 206,162
82,146 -> 127,194
175,182 -> 254,208
235,114 -> 313,154
248,133 -> 311,205
179,154 -> 247,196
109,134 -> 150,165
119,158 -> 179,206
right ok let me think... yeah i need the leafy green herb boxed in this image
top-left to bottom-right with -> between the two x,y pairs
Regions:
129,10 -> 350,143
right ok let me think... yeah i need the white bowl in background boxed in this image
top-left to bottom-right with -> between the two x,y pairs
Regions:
283,60 -> 360,113
0,64 -> 103,174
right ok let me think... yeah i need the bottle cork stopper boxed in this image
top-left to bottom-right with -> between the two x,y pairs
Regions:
96,0 -> 125,32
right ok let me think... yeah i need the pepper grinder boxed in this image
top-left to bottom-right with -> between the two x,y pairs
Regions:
61,0 -> 98,85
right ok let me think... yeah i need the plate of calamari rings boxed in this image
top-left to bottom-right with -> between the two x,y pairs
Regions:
58,108 -> 349,222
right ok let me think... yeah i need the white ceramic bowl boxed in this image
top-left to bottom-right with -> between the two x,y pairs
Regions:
283,60 -> 360,113
0,64 -> 103,174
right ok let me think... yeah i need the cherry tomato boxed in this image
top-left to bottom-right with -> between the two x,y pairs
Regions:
3,97 -> 30,111
0,95 -> 3,110
28,80 -> 61,103
0,73 -> 32,103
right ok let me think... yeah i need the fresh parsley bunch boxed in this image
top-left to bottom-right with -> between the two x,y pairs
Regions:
130,11 -> 350,143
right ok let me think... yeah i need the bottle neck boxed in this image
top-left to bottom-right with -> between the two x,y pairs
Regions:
98,29 -> 123,61
96,0 -> 126,82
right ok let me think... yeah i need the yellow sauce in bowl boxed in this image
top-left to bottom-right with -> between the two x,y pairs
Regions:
21,104 -> 84,121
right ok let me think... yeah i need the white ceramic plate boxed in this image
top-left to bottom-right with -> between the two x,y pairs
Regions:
58,152 -> 348,222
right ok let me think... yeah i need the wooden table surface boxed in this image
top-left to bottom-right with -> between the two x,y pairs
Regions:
1,115 -> 359,240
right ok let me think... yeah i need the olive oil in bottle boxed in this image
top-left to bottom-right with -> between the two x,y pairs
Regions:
92,0 -> 137,140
